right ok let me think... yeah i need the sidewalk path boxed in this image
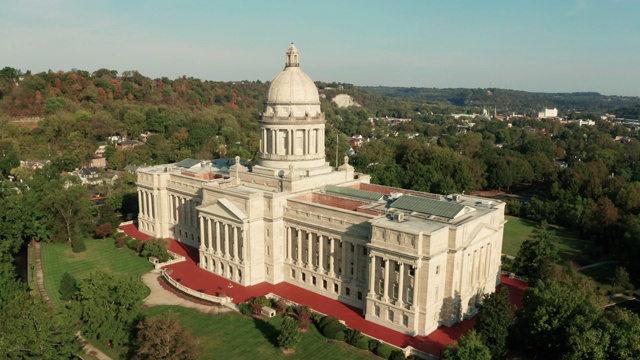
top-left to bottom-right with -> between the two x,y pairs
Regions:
141,271 -> 232,315
579,260 -> 619,271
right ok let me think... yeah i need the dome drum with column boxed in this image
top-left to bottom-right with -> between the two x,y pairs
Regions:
258,43 -> 328,170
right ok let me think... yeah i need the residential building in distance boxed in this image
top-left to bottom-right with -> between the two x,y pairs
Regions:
136,44 -> 505,336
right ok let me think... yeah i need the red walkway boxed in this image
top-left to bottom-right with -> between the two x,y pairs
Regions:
121,223 -> 526,357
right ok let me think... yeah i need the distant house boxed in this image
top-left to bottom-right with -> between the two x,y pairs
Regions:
116,140 -> 143,150
90,157 -> 107,168
124,164 -> 140,174
20,159 -> 51,170
77,167 -> 120,186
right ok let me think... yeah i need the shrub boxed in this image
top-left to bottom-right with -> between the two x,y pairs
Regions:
114,232 -> 125,239
368,339 -> 382,352
321,320 -> 347,339
251,295 -> 271,307
310,311 -> 323,324
334,330 -> 346,342
127,238 -> 141,250
355,336 -> 370,350
115,237 -> 126,248
389,350 -> 405,360
345,328 -> 363,346
71,236 -> 86,253
141,238 -> 172,262
59,272 -> 78,300
239,303 -> 252,316
275,298 -> 287,313
251,303 -> 263,316
375,343 -> 395,359
318,316 -> 338,331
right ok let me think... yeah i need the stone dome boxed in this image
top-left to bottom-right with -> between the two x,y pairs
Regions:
266,44 -> 320,105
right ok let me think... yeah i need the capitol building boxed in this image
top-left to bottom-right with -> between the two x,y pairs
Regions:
136,44 -> 505,336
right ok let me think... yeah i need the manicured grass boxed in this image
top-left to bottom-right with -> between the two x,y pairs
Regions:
502,216 -> 586,262
40,238 -> 154,308
140,306 -> 379,360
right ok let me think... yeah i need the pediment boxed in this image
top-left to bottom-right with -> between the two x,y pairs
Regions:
463,223 -> 499,248
197,198 -> 248,222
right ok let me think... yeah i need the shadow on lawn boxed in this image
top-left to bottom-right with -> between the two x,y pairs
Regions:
253,318 -> 279,347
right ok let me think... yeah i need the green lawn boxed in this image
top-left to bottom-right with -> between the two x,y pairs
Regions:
502,216 -> 587,263
40,239 -> 154,308
140,306 -> 379,360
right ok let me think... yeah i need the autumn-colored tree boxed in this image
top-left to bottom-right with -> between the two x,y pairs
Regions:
95,223 -> 113,240
133,312 -> 202,360
296,305 -> 312,331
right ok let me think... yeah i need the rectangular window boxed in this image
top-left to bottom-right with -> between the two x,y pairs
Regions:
357,291 -> 363,300
266,246 -> 270,255
351,244 -> 355,252
346,287 -> 351,296
334,283 -> 339,293
388,310 -> 394,322
409,267 -> 415,277
393,283 -> 399,299
351,264 -> 354,275
407,287 -> 414,304
312,276 -> 316,285
323,279 -> 327,289
436,265 -> 440,275
395,263 -> 400,272
291,269 -> 296,278
402,315 -> 409,326
374,305 -> 380,317
302,273 -> 306,282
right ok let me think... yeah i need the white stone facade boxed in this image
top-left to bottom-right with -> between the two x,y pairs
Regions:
136,45 -> 505,337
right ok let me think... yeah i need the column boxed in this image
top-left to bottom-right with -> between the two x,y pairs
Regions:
289,130 -> 293,155
233,226 -> 239,262
215,220 -> 221,255
328,238 -> 335,276
306,231 -> 312,269
383,258 -> 390,302
207,218 -> 213,252
137,191 -> 143,217
318,234 -> 324,273
398,262 -> 405,306
306,129 -> 310,154
199,216 -> 205,250
224,223 -> 230,258
241,229 -> 246,263
411,263 -> 421,309
353,244 -> 358,278
271,129 -> 276,154
296,229 -> 302,265
286,227 -> 292,262
340,240 -> 347,278
368,255 -> 376,297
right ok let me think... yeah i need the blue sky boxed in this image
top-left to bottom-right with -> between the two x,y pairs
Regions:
1,0 -> 639,96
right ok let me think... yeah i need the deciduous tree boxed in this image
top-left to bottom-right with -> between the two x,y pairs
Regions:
475,286 -> 513,358
133,312 -> 202,360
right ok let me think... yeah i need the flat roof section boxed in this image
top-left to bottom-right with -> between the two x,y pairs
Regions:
390,195 -> 465,219
324,185 -> 385,201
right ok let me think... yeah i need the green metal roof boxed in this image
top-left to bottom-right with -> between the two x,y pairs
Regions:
390,195 -> 464,219
324,185 -> 384,201
175,158 -> 201,168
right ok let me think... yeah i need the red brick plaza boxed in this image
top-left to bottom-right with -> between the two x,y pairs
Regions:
121,223 -> 526,357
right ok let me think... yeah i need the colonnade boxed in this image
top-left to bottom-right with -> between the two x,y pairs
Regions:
138,190 -> 157,219
368,255 -> 417,308
261,127 -> 324,156
199,216 -> 246,263
168,194 -> 198,229
469,244 -> 492,288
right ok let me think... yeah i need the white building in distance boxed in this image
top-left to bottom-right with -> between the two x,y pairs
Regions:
538,108 -> 558,119
136,44 -> 505,336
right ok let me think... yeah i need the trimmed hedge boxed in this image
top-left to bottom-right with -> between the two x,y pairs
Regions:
368,339 -> 382,352
318,315 -> 339,331
334,330 -> 346,342
389,350 -> 406,360
322,320 -> 347,339
375,343 -> 395,359
355,336 -> 370,350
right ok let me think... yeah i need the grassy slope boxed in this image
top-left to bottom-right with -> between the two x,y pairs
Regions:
40,239 -> 154,308
140,306 -> 378,360
502,216 -> 586,262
